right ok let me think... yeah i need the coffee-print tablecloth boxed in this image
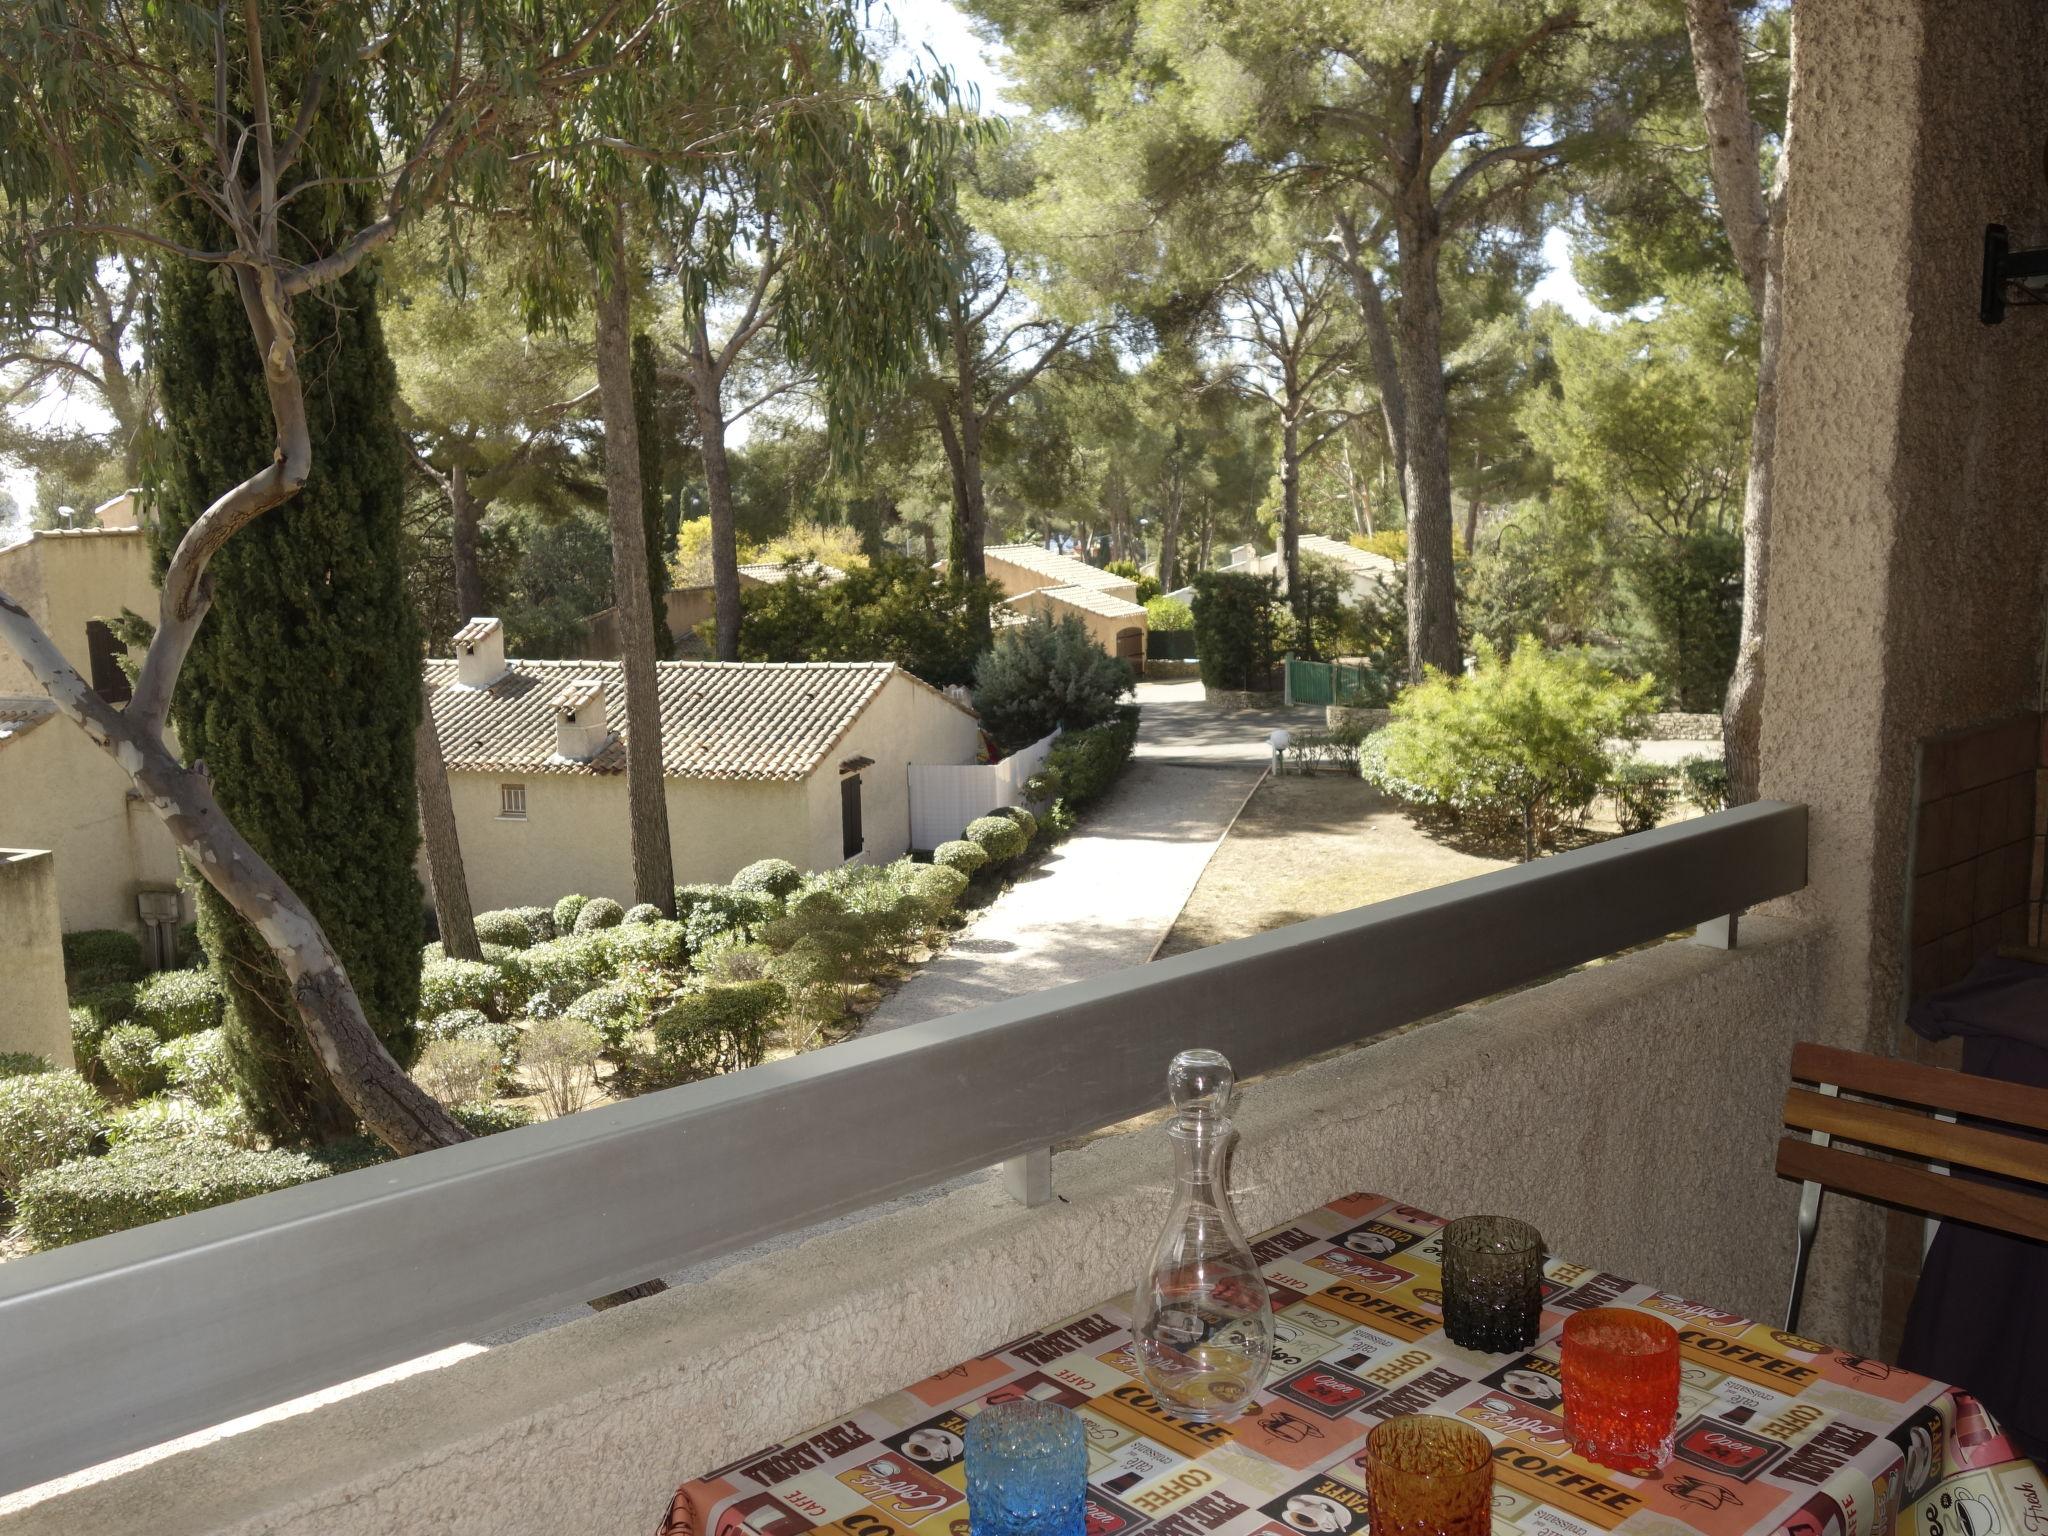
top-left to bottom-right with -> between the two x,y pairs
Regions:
657,1192 -> 2038,1536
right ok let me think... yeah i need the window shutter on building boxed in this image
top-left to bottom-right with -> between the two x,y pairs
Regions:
86,620 -> 132,704
841,774 -> 863,861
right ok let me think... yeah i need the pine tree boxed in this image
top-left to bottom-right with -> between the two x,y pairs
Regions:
153,204 -> 424,1142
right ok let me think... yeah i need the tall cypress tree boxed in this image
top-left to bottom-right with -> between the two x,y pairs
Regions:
632,331 -> 673,659
153,202 -> 423,1142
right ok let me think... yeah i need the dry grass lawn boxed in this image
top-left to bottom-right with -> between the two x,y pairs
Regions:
1158,773 -> 1515,958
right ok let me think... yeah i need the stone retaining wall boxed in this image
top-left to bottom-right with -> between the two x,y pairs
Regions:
1326,705 -> 1392,733
1203,686 -> 1284,710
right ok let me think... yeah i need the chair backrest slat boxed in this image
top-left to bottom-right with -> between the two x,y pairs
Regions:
1782,1087 -> 2048,1187
1789,1041 -> 2048,1133
1776,1136 -> 2048,1242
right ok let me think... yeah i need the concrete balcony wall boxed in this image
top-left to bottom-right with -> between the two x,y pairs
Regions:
5,916 -> 1824,1536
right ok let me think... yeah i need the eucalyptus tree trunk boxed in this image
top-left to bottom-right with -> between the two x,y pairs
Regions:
1393,209 -> 1461,679
1686,0 -> 1790,805
688,322 -> 743,661
415,676 -> 480,962
594,212 -> 677,916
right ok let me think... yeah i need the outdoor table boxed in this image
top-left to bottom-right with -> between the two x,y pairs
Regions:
656,1191 -> 2038,1536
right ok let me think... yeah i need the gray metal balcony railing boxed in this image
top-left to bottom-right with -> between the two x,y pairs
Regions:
0,801 -> 1807,1496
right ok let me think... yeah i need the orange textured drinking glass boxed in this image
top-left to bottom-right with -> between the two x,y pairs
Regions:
1561,1307 -> 1680,1475
1363,1415 -> 1493,1536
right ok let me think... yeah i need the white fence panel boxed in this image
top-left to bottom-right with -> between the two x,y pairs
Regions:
908,729 -> 1059,850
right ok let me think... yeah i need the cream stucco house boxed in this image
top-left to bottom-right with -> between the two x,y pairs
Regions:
1220,534 -> 1399,606
0,519 -> 188,956
423,618 -> 985,912
982,543 -> 1147,669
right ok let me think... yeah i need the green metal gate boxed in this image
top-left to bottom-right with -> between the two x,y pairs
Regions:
1285,658 -> 1334,704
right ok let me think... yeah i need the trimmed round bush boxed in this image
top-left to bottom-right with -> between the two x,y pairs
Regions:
966,815 -> 1028,864
995,805 -> 1038,843
933,840 -> 988,875
13,1139 -> 330,1249
473,910 -> 536,949
912,864 -> 970,916
130,969 -> 225,1039
420,1006 -> 491,1039
61,929 -> 143,983
512,936 -> 615,1012
452,1101 -> 536,1137
0,1053 -> 53,1080
0,1070 -> 108,1195
507,906 -> 556,942
100,1024 -> 165,1098
71,980 -> 138,1037
418,958 -> 503,1019
680,888 -> 780,951
574,896 -> 626,933
567,982 -> 653,1054
418,1010 -> 520,1084
109,1093 -> 258,1150
651,981 -> 788,1084
552,893 -> 590,934
623,902 -> 662,925
155,1027 -> 235,1104
731,859 -> 803,899
609,919 -> 687,970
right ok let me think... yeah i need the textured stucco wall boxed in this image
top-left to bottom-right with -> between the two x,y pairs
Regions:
799,677 -> 984,868
0,851 -> 73,1066
0,530 -> 156,694
1006,586 -> 1146,657
3,918 -> 1824,1536
1759,0 -> 2048,1347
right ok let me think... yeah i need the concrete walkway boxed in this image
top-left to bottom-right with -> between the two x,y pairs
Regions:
861,680 -> 1311,1033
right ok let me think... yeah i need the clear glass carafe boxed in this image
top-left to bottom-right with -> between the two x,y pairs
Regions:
1130,1049 -> 1273,1421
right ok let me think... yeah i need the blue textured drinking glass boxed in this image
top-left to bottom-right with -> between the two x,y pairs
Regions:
965,1399 -> 1086,1536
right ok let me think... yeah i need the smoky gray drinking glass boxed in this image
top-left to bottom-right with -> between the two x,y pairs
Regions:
1441,1214 -> 1545,1352
965,1399 -> 1086,1536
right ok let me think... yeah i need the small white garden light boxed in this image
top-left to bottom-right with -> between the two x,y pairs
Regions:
1269,728 -> 1291,774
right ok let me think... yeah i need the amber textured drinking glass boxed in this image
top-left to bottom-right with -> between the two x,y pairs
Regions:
1363,1415 -> 1494,1536
1561,1307 -> 1680,1475
1441,1215 -> 1545,1352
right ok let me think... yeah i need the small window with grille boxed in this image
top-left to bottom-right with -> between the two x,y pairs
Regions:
498,783 -> 527,820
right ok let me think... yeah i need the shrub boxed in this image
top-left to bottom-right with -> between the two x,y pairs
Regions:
552,893 -> 590,934
70,980 -> 138,1038
1283,724 -> 1368,775
155,1028 -> 235,1104
972,614 -> 1135,752
623,902 -> 662,924
1145,595 -> 1194,631
100,1024 -> 166,1098
567,982 -> 659,1054
473,910 -> 536,949
735,555 -> 1002,691
1042,708 -> 1140,809
574,896 -> 626,933
62,929 -> 143,983
452,1101 -> 536,1137
994,804 -> 1038,843
731,858 -> 803,899
1364,638 -> 1656,861
680,887 -> 780,951
420,1009 -> 522,1083
1680,755 -> 1730,813
967,815 -> 1028,864
521,1016 -> 602,1117
418,958 -> 504,1019
810,863 -> 924,960
0,1054 -> 52,1080
0,1070 -> 108,1194
1609,760 -> 1678,835
608,919 -> 687,970
764,891 -> 876,1028
512,936 -> 616,1012
691,934 -> 775,985
1191,569 -> 1284,691
651,981 -> 788,1083
130,969 -> 225,1039
911,863 -> 970,918
109,1093 -> 258,1150
414,1037 -> 500,1108
933,839 -> 988,875
506,905 -> 556,942
13,1140 -> 330,1249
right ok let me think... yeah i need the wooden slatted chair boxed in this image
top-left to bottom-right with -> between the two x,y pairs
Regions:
1777,1042 -> 2048,1331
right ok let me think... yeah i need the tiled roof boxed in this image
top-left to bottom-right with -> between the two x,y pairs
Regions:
983,544 -> 1133,592
1299,534 -> 1399,572
423,659 -> 971,781
738,560 -> 845,585
1014,585 -> 1147,620
0,697 -> 56,752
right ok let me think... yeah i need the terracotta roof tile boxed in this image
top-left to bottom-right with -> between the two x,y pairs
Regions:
423,659 -> 968,780
0,697 -> 56,752
983,544 -> 1134,592
1012,584 -> 1147,620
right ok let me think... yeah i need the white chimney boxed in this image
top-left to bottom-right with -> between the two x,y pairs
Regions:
551,677 -> 610,762
453,617 -> 507,689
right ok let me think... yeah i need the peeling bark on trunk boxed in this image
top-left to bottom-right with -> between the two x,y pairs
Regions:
415,677 -> 479,962
594,214 -> 677,916
1394,211 -> 1461,679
